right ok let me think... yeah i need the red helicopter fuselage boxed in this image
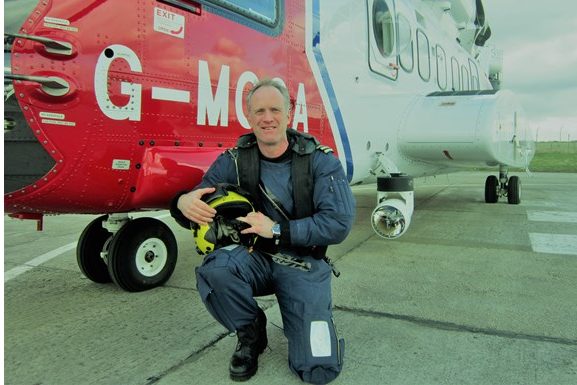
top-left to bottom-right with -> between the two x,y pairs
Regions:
5,0 -> 336,216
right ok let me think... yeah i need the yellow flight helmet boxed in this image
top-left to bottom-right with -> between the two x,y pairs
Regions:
192,183 -> 256,255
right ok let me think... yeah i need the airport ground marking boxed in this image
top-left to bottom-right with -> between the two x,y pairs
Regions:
528,233 -> 577,256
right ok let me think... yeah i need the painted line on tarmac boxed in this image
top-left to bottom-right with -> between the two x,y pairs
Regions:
528,211 -> 577,223
4,212 -> 173,282
522,200 -> 560,208
4,242 -> 77,282
529,233 -> 577,256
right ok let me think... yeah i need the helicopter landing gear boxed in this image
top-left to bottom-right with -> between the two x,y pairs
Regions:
76,214 -> 178,292
484,165 -> 521,205
77,215 -> 113,284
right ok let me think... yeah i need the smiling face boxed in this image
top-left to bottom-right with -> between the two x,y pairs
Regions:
247,85 -> 290,158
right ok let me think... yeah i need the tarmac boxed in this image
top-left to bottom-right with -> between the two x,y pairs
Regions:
4,171 -> 577,385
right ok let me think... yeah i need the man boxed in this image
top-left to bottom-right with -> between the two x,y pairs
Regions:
171,79 -> 355,384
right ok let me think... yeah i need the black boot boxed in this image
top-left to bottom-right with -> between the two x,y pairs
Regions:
229,309 -> 268,382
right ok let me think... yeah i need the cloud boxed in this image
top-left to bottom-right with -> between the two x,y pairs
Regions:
484,0 -> 577,138
502,32 -> 577,90
501,31 -> 577,119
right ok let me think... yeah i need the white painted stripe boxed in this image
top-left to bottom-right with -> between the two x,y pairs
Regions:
515,200 -> 559,208
4,242 -> 77,282
529,233 -> 577,256
4,212 -> 173,282
151,87 -> 190,103
528,211 -> 577,223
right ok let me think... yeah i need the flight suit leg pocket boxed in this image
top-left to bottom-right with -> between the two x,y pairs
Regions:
287,302 -> 343,384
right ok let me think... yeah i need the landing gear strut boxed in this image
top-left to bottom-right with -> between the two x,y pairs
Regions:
76,214 -> 178,292
484,165 -> 521,204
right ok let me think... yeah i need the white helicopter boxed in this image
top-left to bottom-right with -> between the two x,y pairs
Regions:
4,0 -> 535,291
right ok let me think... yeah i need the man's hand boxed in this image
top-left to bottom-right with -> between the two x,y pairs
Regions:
177,187 -> 217,226
237,211 -> 275,238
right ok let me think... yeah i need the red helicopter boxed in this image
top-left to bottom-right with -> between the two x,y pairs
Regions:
4,0 -> 535,291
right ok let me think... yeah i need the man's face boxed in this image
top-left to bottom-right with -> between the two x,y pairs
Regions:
247,85 -> 290,147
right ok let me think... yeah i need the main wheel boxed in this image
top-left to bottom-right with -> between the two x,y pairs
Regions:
107,217 -> 178,292
77,215 -> 113,283
484,175 -> 499,203
507,176 -> 521,204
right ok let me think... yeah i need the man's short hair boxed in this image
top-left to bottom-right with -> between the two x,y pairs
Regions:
246,78 -> 291,113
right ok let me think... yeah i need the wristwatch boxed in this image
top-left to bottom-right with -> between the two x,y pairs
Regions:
271,222 -> 281,245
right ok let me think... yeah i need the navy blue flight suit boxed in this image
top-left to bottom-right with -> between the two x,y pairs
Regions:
172,134 -> 355,384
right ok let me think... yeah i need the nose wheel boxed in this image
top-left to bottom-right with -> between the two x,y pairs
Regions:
484,167 -> 521,204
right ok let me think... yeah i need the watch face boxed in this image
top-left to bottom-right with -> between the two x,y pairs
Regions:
272,223 -> 281,236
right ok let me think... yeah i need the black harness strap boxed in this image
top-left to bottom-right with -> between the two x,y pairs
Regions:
235,129 -> 317,219
234,130 -> 336,265
235,133 -> 261,211
292,151 -> 313,218
237,146 -> 261,210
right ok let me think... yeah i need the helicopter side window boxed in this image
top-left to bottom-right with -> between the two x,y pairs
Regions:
216,0 -> 277,25
416,29 -> 430,81
398,13 -> 414,72
369,0 -> 398,80
373,1 -> 394,57
461,64 -> 470,91
469,59 -> 480,90
436,45 -> 447,90
193,0 -> 282,35
451,57 -> 460,91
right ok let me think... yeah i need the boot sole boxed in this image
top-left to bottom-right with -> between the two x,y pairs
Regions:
229,365 -> 258,382
229,343 -> 266,382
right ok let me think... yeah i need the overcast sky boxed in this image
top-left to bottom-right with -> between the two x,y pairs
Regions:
484,0 -> 577,141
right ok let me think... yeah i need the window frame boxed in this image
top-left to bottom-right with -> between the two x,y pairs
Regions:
451,56 -> 460,91
435,44 -> 447,90
367,0 -> 399,80
416,29 -> 430,82
397,13 -> 414,73
195,0 -> 284,36
468,58 -> 480,90
460,64 -> 470,91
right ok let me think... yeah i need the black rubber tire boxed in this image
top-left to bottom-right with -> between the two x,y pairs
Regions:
484,175 -> 499,203
507,176 -> 521,204
76,215 -> 113,283
107,217 -> 178,292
